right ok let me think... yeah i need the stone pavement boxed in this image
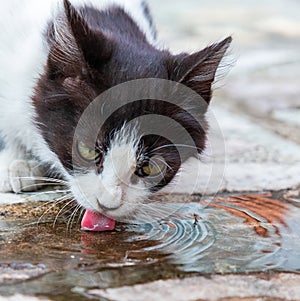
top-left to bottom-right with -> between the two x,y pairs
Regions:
87,273 -> 300,301
151,0 -> 300,195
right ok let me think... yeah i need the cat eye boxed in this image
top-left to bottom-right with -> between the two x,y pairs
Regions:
136,156 -> 167,178
77,141 -> 99,162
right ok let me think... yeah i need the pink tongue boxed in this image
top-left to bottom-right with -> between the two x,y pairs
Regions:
81,209 -> 116,231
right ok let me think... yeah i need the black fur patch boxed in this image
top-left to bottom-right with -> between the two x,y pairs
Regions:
33,0 -> 231,189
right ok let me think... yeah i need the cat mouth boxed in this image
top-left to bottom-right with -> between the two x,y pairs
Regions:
81,209 -> 116,232
80,199 -> 123,232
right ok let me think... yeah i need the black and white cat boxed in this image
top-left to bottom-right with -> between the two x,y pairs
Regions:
0,0 -> 231,229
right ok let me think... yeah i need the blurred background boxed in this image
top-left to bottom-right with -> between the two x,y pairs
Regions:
149,0 -> 300,194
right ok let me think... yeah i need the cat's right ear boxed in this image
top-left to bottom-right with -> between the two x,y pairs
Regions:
169,37 -> 232,104
63,0 -> 113,69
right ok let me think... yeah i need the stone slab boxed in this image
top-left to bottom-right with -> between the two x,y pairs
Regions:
165,105 -> 300,194
0,296 -> 49,301
88,273 -> 300,301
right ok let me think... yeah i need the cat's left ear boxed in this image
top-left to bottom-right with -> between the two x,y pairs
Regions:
63,0 -> 113,68
171,37 -> 232,104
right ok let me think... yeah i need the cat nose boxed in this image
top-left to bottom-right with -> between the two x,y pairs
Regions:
97,200 -> 122,211
97,184 -> 125,211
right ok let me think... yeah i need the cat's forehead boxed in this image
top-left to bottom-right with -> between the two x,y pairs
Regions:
95,46 -> 169,87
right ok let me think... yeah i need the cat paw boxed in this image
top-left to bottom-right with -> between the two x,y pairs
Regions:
0,168 -> 13,192
0,160 -> 46,193
8,160 -> 47,193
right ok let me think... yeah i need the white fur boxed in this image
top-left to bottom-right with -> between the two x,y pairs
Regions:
70,126 -> 150,220
0,0 -> 155,218
68,0 -> 157,45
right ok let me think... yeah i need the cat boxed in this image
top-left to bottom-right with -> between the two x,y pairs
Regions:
0,0 -> 231,229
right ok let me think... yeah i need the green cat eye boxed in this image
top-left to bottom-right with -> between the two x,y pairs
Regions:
77,141 -> 99,162
138,156 -> 167,178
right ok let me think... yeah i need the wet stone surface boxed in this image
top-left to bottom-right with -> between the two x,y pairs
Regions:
0,263 -> 48,284
89,273 -> 300,301
0,189 -> 300,300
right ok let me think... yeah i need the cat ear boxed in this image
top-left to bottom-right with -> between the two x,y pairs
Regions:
63,0 -> 113,68
172,37 -> 232,104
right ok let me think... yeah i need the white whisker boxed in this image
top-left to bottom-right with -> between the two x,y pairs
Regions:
33,194 -> 72,212
36,194 -> 73,226
13,182 -> 66,192
154,157 -> 174,172
150,143 -> 200,153
67,203 -> 82,232
52,198 -> 76,227
133,201 -> 181,223
73,207 -> 86,227
11,176 -> 68,185
15,189 -> 70,203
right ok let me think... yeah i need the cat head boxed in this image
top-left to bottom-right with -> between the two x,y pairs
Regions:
33,0 -> 231,221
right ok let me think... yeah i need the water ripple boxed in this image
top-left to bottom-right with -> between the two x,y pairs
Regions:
124,194 -> 300,273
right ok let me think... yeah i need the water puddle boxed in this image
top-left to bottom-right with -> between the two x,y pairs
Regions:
0,190 -> 299,300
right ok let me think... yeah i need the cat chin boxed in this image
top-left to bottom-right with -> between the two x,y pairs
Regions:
74,195 -> 145,222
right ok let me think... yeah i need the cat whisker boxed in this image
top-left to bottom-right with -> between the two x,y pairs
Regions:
43,93 -> 69,101
56,202 -> 78,233
36,194 -> 73,226
73,205 -> 85,228
67,203 -> 82,232
77,207 -> 86,226
133,201 -> 182,224
33,194 -> 73,214
30,199 -> 71,226
149,160 -> 164,175
67,163 -> 93,175
11,181 -> 67,192
13,176 -> 69,198
150,143 -> 201,153
13,189 -> 70,204
153,157 -> 174,172
63,202 -> 78,230
53,198 -> 76,228
12,176 -> 68,185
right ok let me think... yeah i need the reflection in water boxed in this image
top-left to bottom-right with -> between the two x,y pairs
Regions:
124,193 -> 299,273
211,193 -> 288,238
